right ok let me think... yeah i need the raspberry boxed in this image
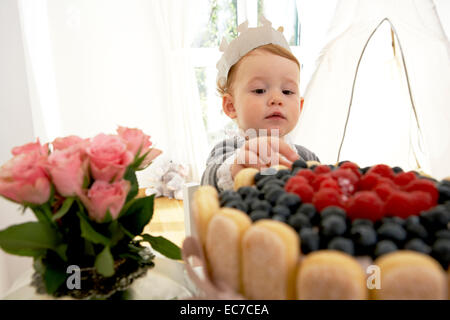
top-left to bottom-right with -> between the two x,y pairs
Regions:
285,178 -> 314,203
404,179 -> 439,204
347,191 -> 384,221
376,177 -> 396,188
339,162 -> 362,178
314,165 -> 332,175
319,178 -> 340,192
367,164 -> 395,180
373,183 -> 395,201
384,191 -> 415,219
357,172 -> 380,191
393,171 -> 417,187
331,168 -> 359,185
312,188 -> 345,212
295,169 -> 316,184
311,173 -> 332,191
410,191 -> 434,215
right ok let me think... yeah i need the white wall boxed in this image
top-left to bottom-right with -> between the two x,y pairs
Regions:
0,0 -> 36,297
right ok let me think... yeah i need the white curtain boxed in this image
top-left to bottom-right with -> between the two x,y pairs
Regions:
15,0 -> 208,182
149,0 -> 209,182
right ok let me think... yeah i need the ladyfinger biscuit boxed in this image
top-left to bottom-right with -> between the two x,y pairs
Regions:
372,251 -> 447,300
193,185 -> 219,247
233,168 -> 259,190
205,208 -> 252,293
306,160 -> 321,168
242,220 -> 299,299
296,250 -> 368,300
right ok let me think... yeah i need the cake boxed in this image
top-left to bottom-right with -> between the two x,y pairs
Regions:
190,160 -> 450,299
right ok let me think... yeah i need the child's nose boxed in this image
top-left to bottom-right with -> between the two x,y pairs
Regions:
269,95 -> 283,106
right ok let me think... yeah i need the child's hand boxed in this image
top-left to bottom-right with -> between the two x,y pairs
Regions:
230,136 -> 300,179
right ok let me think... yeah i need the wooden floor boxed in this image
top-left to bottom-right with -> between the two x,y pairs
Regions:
142,196 -> 186,248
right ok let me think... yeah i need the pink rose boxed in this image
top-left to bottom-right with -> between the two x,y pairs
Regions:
52,135 -> 86,151
12,138 -> 49,156
86,134 -> 133,182
117,126 -> 162,169
0,153 -> 51,204
79,180 -> 130,222
47,147 -> 88,197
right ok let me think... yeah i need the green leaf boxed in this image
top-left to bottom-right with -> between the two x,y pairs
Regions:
77,212 -> 110,246
52,197 -> 75,221
95,246 -> 114,277
44,265 -> 67,294
54,244 -> 68,262
140,234 -> 181,260
0,222 -> 60,256
119,195 -> 154,235
108,221 -> 125,246
123,167 -> 139,203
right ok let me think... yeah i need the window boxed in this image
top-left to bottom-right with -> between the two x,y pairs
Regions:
190,0 -> 300,148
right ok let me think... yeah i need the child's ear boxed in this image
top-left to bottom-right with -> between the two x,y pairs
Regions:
300,97 -> 304,113
222,94 -> 237,119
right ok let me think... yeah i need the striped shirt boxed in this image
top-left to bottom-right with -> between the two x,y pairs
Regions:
201,136 -> 320,192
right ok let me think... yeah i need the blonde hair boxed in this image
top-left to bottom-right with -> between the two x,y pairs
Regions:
217,43 -> 300,96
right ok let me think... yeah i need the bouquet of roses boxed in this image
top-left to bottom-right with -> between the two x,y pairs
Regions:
0,126 -> 181,298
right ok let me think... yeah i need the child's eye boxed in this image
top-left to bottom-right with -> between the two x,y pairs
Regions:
283,90 -> 295,95
252,89 -> 266,94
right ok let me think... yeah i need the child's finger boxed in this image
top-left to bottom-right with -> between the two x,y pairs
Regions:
269,139 -> 299,163
235,148 -> 270,170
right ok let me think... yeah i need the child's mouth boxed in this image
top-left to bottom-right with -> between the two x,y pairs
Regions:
265,113 -> 286,120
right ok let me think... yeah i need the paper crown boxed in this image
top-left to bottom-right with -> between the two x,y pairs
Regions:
216,16 -> 291,88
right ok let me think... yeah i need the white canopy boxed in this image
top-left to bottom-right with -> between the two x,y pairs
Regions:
293,0 -> 450,180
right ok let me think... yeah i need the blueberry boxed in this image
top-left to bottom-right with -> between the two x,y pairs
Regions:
237,186 -> 259,200
254,171 -> 265,183
249,210 -> 270,222
299,228 -> 320,254
219,189 -> 237,199
292,159 -> 307,170
404,238 -> 431,255
435,229 -> 450,240
249,199 -> 272,213
377,223 -> 407,246
350,225 -> 377,255
328,237 -> 355,256
374,240 -> 398,259
352,219 -> 374,228
288,213 -> 311,231
405,221 -> 429,241
309,165 -> 317,171
382,216 -> 405,226
256,176 -> 276,190
261,182 -> 283,196
431,238 -> 450,269
262,179 -> 285,191
271,205 -> 291,218
392,166 -> 404,174
281,174 -> 293,182
320,215 -> 347,238
420,205 -> 450,232
276,193 -> 301,212
437,183 -> 450,203
297,203 -> 319,225
321,206 -> 347,220
219,191 -> 241,206
405,215 -> 420,227
223,199 -> 248,212
272,214 -> 287,223
276,169 -> 291,179
264,187 -> 285,204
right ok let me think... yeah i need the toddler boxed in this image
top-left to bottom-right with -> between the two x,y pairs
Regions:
201,17 -> 320,191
